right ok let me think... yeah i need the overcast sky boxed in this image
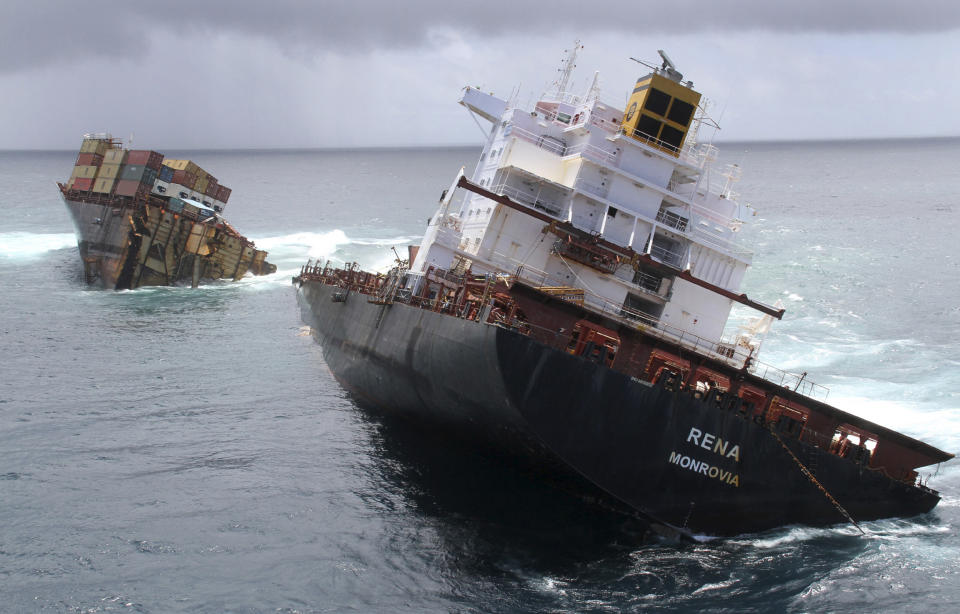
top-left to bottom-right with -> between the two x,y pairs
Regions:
2,1 -> 959,150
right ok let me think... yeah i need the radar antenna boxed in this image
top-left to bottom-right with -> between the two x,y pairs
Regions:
657,49 -> 683,82
629,51 -> 686,84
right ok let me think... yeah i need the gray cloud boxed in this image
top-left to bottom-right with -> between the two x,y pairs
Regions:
4,1 -> 960,74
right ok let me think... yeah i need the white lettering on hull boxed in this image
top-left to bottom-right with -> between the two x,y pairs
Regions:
668,451 -> 740,487
686,427 -> 741,462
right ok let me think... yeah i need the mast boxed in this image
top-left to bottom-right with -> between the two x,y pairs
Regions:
552,40 -> 582,99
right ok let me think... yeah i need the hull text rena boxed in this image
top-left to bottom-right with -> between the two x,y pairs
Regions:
295,48 -> 952,538
60,134 -> 275,290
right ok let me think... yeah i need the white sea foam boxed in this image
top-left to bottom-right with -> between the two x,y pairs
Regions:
251,230 -> 419,266
251,230 -> 350,260
0,232 -> 75,259
691,578 -> 738,595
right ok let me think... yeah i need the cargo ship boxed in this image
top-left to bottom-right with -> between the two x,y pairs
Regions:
294,48 -> 953,538
59,134 -> 275,289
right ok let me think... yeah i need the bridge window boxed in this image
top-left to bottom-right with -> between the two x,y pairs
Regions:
644,88 -> 671,116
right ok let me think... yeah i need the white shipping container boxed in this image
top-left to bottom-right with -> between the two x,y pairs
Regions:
162,183 -> 193,200
151,179 -> 170,196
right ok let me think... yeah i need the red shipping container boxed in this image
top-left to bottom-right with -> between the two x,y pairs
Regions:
115,179 -> 149,197
172,169 -> 197,189
205,179 -> 219,197
73,177 -> 95,191
126,150 -> 164,170
76,152 -> 104,167
216,185 -> 231,203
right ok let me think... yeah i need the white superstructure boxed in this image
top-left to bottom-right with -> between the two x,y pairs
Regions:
410,49 -> 775,358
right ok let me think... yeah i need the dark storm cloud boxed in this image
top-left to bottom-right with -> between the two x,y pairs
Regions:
4,0 -> 960,73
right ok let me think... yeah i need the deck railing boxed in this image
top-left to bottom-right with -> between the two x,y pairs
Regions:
485,251 -> 829,402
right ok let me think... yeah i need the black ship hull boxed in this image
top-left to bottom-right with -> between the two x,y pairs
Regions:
297,279 -> 940,537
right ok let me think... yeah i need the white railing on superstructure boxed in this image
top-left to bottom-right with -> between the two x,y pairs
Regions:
656,209 -> 689,232
562,142 -> 618,166
483,250 -> 829,402
488,182 -> 565,218
650,244 -> 685,268
508,125 -> 567,155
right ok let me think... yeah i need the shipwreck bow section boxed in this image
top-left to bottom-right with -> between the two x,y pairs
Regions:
61,134 -> 275,289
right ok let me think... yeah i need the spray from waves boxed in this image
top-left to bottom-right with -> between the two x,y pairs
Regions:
251,229 -> 421,275
0,232 -> 75,259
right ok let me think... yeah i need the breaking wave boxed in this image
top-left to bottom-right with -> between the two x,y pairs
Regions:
251,229 -> 419,276
0,232 -> 75,259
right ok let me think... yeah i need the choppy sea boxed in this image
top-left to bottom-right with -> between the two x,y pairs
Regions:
2,140 -> 958,613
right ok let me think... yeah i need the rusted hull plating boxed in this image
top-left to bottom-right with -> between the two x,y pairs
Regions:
296,275 -> 944,538
62,190 -> 274,289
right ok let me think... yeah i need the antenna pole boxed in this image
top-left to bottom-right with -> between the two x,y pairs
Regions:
554,40 -> 582,98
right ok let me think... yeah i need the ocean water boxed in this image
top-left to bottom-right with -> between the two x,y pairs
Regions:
1,140 -> 958,613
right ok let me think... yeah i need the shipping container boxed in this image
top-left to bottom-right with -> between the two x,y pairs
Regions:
126,150 -> 164,170
194,175 -> 209,194
162,159 -> 201,176
158,165 -> 174,183
93,177 -> 115,194
97,163 -> 122,179
216,185 -> 232,203
167,197 -> 185,213
204,178 -> 219,197
104,148 -> 128,165
76,152 -> 104,167
114,179 -> 148,197
71,165 -> 99,179
171,169 -> 197,189
121,164 -> 158,183
151,179 -> 170,196
80,138 -> 110,156
166,183 -> 193,200
73,177 -> 95,191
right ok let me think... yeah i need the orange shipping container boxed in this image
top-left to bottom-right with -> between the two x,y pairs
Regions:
76,152 -> 103,166
114,179 -> 148,197
216,185 -> 232,203
126,150 -> 164,170
171,169 -> 196,189
73,177 -> 95,191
